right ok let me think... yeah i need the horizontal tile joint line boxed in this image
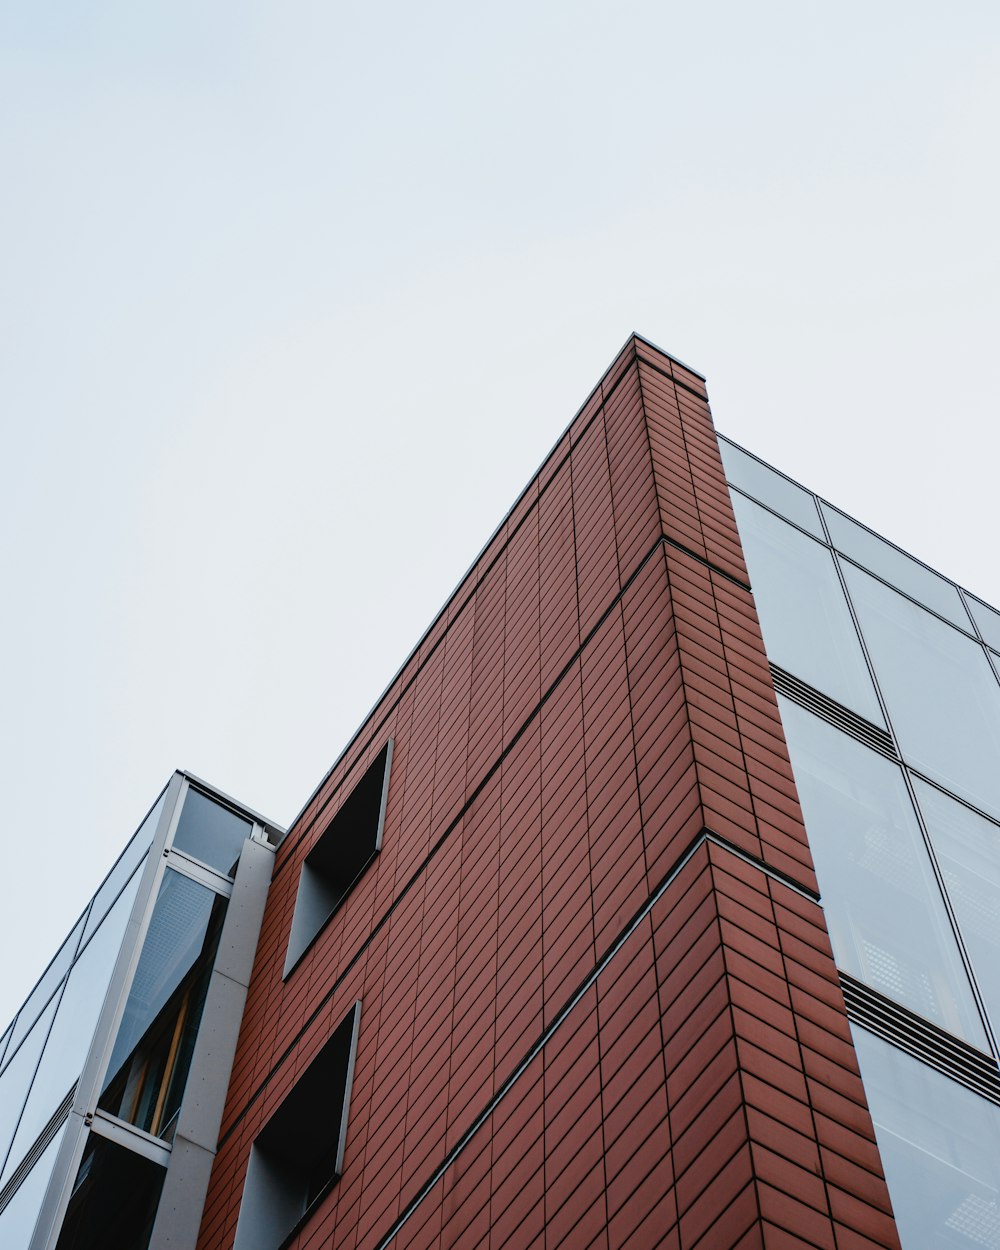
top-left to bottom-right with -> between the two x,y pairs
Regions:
664,536 -> 751,592
702,829 -> 820,903
635,348 -> 709,401
274,344 -> 643,876
372,829 -> 817,1250
219,531 -> 672,1148
372,828 -> 720,1250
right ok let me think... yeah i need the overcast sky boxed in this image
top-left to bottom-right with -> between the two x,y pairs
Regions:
2,0 -> 999,1028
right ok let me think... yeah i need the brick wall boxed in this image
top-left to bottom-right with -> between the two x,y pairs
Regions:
196,336 -> 901,1250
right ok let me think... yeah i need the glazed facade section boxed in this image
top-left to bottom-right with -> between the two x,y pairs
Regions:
0,774 -> 279,1250
722,436 -> 1000,1247
198,338 -> 901,1250
0,795 -> 164,1250
19,337 -> 998,1250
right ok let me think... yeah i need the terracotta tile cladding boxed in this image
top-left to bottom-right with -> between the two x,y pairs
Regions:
196,336 -> 901,1250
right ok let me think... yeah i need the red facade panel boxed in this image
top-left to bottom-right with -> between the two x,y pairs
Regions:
198,337 -> 901,1250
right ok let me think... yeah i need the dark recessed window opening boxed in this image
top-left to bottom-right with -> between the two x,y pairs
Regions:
233,1002 -> 361,1250
284,741 -> 392,976
54,1134 -> 165,1250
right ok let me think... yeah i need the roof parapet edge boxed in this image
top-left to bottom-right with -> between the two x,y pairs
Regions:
282,333 -> 706,840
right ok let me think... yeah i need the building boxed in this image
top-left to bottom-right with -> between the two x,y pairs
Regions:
5,334 -> 1000,1249
0,773 -> 282,1250
718,429 -> 1000,1246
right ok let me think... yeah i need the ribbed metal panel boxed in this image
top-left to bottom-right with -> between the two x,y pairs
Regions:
770,665 -> 897,759
0,1084 -> 75,1216
840,973 -> 1000,1105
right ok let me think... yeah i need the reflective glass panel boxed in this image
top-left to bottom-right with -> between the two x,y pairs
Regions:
0,866 -> 143,1188
844,562 -> 1000,822
779,698 -> 986,1046
0,1024 -> 12,1070
54,1133 -> 165,1250
822,504 -> 969,628
965,594 -> 1000,653
852,1027 -> 1000,1249
730,493 -> 885,724
99,868 -> 227,1140
82,793 -> 163,945
6,915 -> 84,1058
0,1120 -> 67,1250
912,778 -> 1000,1040
0,994 -> 58,1181
719,439 -> 824,536
171,788 -> 251,877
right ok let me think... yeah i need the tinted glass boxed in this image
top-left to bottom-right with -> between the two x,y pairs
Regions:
823,505 -> 969,628
171,788 -> 251,876
6,915 -> 84,1058
82,793 -> 163,945
779,698 -> 986,1046
0,994 -> 58,1181
719,439 -> 824,536
965,593 -> 1000,653
844,563 -> 1000,822
912,778 -> 1000,1040
75,859 -> 143,976
0,867 -> 143,1188
100,869 -> 227,1139
852,1027 -> 1000,1249
0,1120 -> 67,1250
730,493 -> 885,724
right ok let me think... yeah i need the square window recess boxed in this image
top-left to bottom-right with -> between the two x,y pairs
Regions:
283,741 -> 392,976
233,1002 -> 361,1250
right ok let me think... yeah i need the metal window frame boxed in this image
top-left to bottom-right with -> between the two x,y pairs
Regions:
28,774 -> 281,1250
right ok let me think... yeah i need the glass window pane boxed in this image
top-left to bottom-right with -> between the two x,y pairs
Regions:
6,915 -> 84,1059
912,778 -> 1000,1042
0,1120 -> 67,1250
171,788 -> 251,877
99,869 -> 227,1140
730,492 -> 885,724
719,439 -> 824,536
822,504 -> 969,628
851,1027 -> 1000,1250
83,792 -> 164,945
0,1024 -> 12,1070
844,562 -> 1000,822
965,593 -> 1000,653
54,1134 -> 165,1250
75,858 -> 143,972
779,697 -> 987,1046
0,866 -> 143,1189
0,995 -> 58,1182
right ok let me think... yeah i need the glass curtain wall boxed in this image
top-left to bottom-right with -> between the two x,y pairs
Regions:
721,435 -> 1000,1250
97,870 -> 228,1142
0,779 -> 264,1250
0,795 -> 164,1250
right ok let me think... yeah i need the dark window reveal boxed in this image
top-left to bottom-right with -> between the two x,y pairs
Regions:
54,1135 -> 165,1250
284,742 -> 392,976
233,1003 -> 361,1250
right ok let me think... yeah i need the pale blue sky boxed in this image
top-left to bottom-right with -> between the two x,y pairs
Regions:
2,0 -> 999,1026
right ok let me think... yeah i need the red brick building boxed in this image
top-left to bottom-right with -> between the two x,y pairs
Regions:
194,336 -> 902,1250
